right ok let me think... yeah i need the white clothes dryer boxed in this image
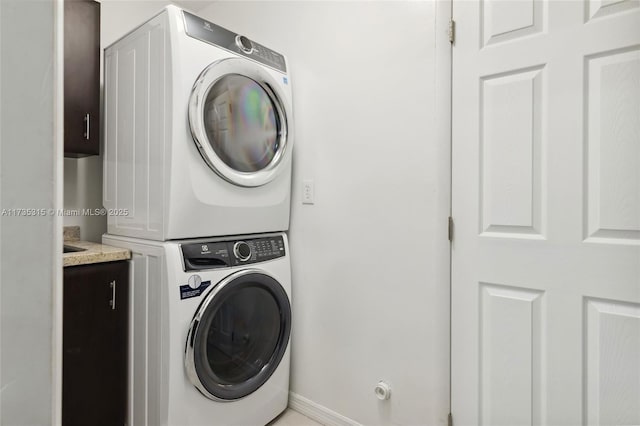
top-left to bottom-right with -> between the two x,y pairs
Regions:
103,6 -> 294,240
102,232 -> 292,426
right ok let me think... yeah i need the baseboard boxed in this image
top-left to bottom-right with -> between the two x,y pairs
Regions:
288,392 -> 362,426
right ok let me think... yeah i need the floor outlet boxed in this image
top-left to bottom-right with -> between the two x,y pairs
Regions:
302,180 -> 315,205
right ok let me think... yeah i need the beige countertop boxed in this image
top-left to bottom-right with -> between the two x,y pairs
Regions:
63,226 -> 131,267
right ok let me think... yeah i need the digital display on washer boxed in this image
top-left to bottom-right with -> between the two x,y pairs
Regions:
181,235 -> 285,271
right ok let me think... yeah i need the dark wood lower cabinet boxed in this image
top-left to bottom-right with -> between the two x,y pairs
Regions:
63,261 -> 129,426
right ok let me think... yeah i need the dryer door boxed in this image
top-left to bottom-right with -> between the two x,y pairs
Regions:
189,58 -> 291,188
185,269 -> 291,401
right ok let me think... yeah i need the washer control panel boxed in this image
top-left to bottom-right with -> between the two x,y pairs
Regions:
181,235 -> 286,271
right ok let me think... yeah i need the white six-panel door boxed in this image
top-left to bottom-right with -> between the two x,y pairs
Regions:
452,0 -> 640,424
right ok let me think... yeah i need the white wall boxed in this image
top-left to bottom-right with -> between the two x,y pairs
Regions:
0,0 -> 62,424
63,156 -> 105,241
63,0 -> 167,243
63,2 -> 450,423
101,0 -> 177,47
199,2 -> 451,425
64,0 -> 188,242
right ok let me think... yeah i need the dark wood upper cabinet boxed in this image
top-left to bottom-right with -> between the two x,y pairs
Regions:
64,0 -> 100,157
63,260 -> 129,426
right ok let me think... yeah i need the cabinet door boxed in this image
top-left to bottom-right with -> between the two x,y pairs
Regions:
64,0 -> 100,156
63,261 -> 129,426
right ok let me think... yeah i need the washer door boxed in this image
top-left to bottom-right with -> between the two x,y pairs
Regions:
189,58 -> 291,187
185,269 -> 291,401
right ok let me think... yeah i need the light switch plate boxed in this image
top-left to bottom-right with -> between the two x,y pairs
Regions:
302,180 -> 315,204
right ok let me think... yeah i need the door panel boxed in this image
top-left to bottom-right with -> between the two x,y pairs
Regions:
479,284 -> 545,426
584,298 -> 640,425
480,65 -> 544,237
452,1 -> 640,425
585,47 -> 640,243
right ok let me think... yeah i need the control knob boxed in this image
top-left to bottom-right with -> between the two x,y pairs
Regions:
233,241 -> 252,262
236,35 -> 253,53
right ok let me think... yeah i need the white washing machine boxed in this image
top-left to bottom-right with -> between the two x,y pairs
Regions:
102,232 -> 292,426
103,5 -> 294,241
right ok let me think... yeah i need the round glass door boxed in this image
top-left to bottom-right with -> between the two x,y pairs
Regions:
189,58 -> 291,187
185,270 -> 291,401
203,74 -> 280,173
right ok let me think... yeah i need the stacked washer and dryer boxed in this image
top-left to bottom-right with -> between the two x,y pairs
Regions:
102,6 -> 294,426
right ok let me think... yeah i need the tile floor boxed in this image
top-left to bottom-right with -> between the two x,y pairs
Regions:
269,409 -> 322,426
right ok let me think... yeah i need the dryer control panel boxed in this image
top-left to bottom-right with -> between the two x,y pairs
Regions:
181,235 -> 286,271
182,11 -> 287,73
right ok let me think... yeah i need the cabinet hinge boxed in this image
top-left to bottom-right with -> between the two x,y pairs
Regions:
448,413 -> 453,426
448,19 -> 456,44
448,216 -> 454,242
